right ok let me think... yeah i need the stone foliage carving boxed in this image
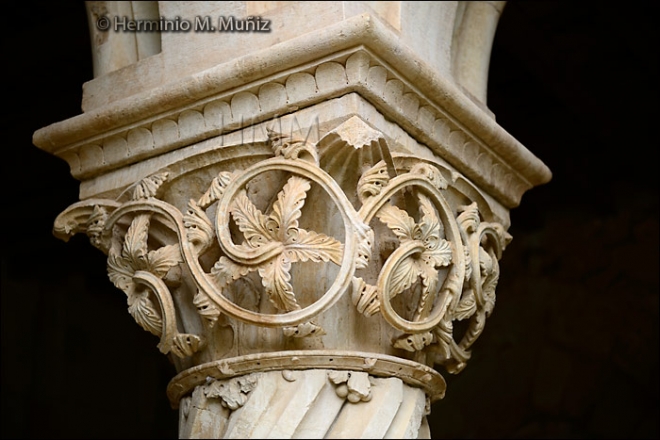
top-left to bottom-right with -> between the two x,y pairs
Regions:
54,120 -> 510,376
56,172 -> 204,358
202,374 -> 259,410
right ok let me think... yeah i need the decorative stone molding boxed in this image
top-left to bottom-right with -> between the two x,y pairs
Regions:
167,351 -> 445,406
36,3 -> 551,438
35,31 -> 550,208
55,119 -> 508,406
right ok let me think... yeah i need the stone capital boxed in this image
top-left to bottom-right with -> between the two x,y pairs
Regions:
34,2 -> 550,438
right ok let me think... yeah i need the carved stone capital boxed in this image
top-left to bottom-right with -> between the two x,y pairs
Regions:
36,3 -> 550,437
54,114 -> 511,418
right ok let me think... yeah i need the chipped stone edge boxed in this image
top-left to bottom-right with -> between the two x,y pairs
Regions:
166,350 -> 446,409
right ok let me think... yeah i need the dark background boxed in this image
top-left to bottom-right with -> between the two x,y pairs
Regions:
2,2 -> 657,438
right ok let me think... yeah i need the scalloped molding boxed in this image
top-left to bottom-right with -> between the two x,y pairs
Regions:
34,15 -> 550,208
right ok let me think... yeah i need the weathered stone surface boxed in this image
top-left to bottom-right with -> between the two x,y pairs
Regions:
31,2 -> 552,438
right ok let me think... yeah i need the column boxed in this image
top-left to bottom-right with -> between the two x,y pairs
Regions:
33,2 -> 551,438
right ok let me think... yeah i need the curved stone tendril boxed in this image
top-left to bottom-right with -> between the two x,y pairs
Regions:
98,204 -> 203,358
195,157 -> 367,326
105,163 -> 361,328
53,199 -> 120,247
132,270 -> 188,356
430,203 -> 510,372
358,170 -> 465,336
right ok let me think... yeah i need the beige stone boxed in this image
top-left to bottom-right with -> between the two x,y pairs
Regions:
34,2 -> 550,438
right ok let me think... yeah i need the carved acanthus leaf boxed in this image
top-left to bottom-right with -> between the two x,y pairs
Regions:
416,194 -> 443,244
215,361 -> 235,376
193,289 -> 221,328
127,289 -> 163,336
416,194 -> 453,270
389,256 -> 422,299
267,176 -> 310,243
171,334 -> 204,358
132,172 -> 169,200
108,244 -> 133,293
217,174 -> 346,315
146,244 -> 182,279
462,312 -> 487,350
284,229 -> 343,265
112,213 -> 181,283
230,190 -> 271,248
355,224 -> 374,270
258,254 -> 300,312
122,214 -> 150,269
346,371 -> 372,403
377,204 -> 416,241
351,277 -> 380,317
357,161 -> 390,203
324,115 -> 386,150
184,199 -> 215,252
210,256 -> 254,289
422,239 -> 452,269
198,171 -> 234,209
